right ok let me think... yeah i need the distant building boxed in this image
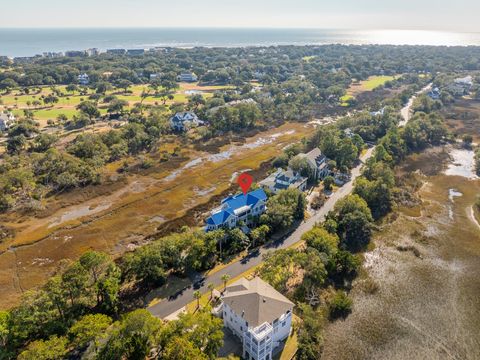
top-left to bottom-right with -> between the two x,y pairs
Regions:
227,98 -> 257,106
343,128 -> 355,138
177,72 -> 198,82
448,75 -> 474,97
148,47 -> 168,54
259,168 -> 307,194
205,189 -> 267,232
86,48 -> 100,56
42,52 -> 64,58
428,87 -> 441,100
13,56 -> 39,64
221,277 -> 294,360
298,148 -> 329,180
77,73 -> 90,86
208,98 -> 257,114
149,72 -> 164,81
254,71 -> 266,80
106,49 -> 127,55
0,112 -> 16,132
65,50 -> 86,57
169,112 -> 204,132
455,75 -> 473,88
0,56 -> 12,65
127,49 -> 145,56
370,107 -> 385,117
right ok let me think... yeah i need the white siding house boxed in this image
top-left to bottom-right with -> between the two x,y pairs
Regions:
205,189 -> 267,232
259,168 -> 307,194
0,112 -> 16,132
222,277 -> 294,360
77,73 -> 90,85
177,72 -> 198,82
169,112 -> 204,132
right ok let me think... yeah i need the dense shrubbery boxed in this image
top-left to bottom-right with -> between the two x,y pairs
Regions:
1,246 -> 224,359
261,188 -> 306,229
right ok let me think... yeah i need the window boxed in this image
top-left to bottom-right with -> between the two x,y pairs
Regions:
240,326 -> 243,331
282,321 -> 286,327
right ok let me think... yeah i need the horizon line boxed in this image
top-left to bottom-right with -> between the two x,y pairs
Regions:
0,26 -> 478,33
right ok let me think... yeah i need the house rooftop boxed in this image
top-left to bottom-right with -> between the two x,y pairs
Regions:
223,277 -> 294,328
300,148 -> 326,167
221,189 -> 267,210
206,189 -> 267,227
455,75 -> 473,85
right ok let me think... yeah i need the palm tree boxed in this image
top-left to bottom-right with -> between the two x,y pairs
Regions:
207,283 -> 215,300
193,290 -> 202,310
221,274 -> 231,292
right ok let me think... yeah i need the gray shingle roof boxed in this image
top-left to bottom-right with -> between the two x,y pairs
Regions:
223,277 -> 293,327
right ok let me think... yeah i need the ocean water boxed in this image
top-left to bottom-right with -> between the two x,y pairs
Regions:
1,28 -> 480,57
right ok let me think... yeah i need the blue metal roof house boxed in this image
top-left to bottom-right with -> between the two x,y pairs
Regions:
205,189 -> 268,232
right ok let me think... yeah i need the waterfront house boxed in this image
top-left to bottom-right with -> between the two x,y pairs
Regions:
106,49 -> 127,55
42,52 -> 64,58
0,112 -> 16,132
65,50 -> 86,57
205,189 -> 267,232
177,72 -> 198,82
86,48 -> 99,56
221,277 -> 294,360
298,148 -> 329,180
127,49 -> 145,56
169,112 -> 204,132
259,168 -> 307,194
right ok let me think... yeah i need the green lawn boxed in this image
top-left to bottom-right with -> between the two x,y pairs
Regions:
340,94 -> 354,107
13,107 -> 107,121
341,75 -> 398,106
302,56 -> 316,63
1,82 -> 229,123
360,75 -> 396,91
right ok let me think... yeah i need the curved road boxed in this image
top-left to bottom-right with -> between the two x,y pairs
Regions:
148,85 -> 431,319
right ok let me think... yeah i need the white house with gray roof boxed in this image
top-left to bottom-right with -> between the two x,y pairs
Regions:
0,112 -> 15,132
169,112 -> 204,132
259,168 -> 307,194
177,72 -> 198,82
222,277 -> 294,360
298,148 -> 329,180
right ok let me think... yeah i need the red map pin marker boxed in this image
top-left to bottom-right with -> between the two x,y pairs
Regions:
237,172 -> 253,195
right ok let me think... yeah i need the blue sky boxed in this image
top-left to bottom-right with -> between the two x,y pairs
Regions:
2,0 -> 479,31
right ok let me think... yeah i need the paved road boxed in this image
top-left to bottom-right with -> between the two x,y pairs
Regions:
148,86 -> 430,319
148,147 -> 374,318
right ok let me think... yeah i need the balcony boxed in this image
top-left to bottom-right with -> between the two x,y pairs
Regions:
248,322 -> 273,342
